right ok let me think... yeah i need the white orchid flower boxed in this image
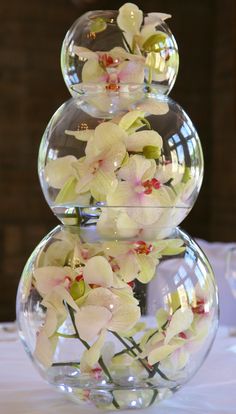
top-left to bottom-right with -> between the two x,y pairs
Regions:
74,256 -> 140,342
74,45 -> 145,86
34,286 -> 78,368
107,154 -> 172,225
117,3 -> 174,83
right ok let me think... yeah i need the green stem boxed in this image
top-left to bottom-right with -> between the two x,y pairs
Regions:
111,332 -> 151,373
148,389 -> 159,407
127,337 -> 169,381
113,346 -> 136,358
52,362 -> 80,367
121,32 -> 132,54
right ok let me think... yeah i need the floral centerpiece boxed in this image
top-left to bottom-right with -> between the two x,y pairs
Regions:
17,2 -> 218,411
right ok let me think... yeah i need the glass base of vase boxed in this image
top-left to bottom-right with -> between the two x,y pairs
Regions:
59,384 -> 173,410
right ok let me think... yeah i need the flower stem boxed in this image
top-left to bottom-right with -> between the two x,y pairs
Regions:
127,337 -> 169,381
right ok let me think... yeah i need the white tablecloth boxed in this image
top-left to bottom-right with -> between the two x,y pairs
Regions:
1,325 -> 236,414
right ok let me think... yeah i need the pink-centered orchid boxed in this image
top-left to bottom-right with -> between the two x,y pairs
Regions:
74,46 -> 145,87
103,238 -> 184,284
107,154 -> 172,225
74,256 -> 141,342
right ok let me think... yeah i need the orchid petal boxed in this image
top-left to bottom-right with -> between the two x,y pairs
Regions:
148,341 -> 182,365
119,321 -> 146,338
65,129 -> 94,141
44,156 -> 77,189
34,330 -> 57,368
110,47 -> 145,63
136,254 -> 157,283
94,122 -> 126,150
43,307 -> 58,337
125,130 -> 163,152
85,287 -> 119,310
117,3 -> 143,36
90,170 -> 118,202
160,239 -> 185,256
137,98 -> 169,115
109,303 -> 140,333
37,240 -> 72,268
34,266 -> 73,296
164,307 -> 193,344
145,13 -> 171,25
81,59 -> 106,83
73,46 -> 99,61
119,110 -> 146,133
80,330 -> 107,372
55,177 -> 78,204
83,257 -> 114,287
116,211 -> 140,237
107,182 -> 134,206
118,155 -> 154,182
116,253 -> 140,282
156,308 -> 169,329
75,305 -> 112,341
118,61 -> 145,84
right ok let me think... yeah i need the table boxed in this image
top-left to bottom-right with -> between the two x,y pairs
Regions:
1,325 -> 236,414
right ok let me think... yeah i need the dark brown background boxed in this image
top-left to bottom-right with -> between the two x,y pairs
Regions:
0,0 -> 235,321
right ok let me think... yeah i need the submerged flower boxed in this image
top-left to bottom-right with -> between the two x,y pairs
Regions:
74,256 -> 141,342
117,3 -> 174,83
107,154 -> 171,224
74,46 -> 145,86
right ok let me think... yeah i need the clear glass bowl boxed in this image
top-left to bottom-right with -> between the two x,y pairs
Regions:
38,90 -> 203,232
61,5 -> 179,96
16,224 -> 218,410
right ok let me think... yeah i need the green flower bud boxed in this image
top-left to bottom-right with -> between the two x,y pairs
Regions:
143,33 -> 167,52
90,17 -> 107,33
70,280 -> 85,300
143,145 -> 161,159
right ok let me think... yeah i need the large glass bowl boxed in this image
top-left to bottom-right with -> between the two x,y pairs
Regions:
61,4 -> 179,96
16,224 -> 218,410
38,90 -> 203,234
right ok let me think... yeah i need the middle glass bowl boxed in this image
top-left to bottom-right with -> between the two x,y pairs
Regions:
38,89 -> 203,234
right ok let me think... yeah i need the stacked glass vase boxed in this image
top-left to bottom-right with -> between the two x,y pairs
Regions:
17,3 -> 218,410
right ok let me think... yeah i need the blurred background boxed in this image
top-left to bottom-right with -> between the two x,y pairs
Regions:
0,0 -> 235,321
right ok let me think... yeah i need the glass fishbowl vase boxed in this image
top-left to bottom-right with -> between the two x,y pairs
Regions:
38,88 -> 203,232
16,223 -> 218,410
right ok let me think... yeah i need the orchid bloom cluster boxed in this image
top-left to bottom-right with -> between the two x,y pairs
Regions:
73,2 -> 178,88
45,105 -> 194,234
31,228 -> 214,391
33,229 -> 187,372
